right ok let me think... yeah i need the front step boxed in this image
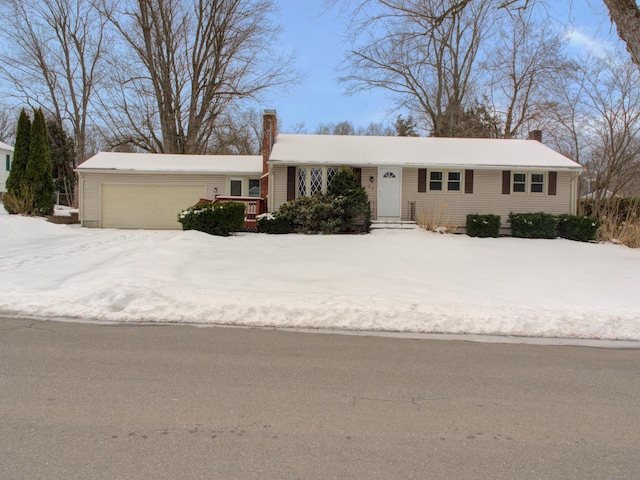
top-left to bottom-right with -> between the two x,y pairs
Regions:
370,220 -> 419,230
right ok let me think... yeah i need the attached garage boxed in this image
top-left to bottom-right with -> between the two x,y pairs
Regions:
77,152 -> 262,229
101,183 -> 206,230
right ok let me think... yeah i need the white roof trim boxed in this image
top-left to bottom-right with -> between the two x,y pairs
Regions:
0,141 -> 13,151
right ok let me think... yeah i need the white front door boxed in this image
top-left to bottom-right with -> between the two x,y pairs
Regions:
377,167 -> 401,218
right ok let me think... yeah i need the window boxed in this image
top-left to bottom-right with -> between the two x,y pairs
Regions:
512,172 -> 545,194
530,173 -> 544,193
429,171 -> 443,191
248,179 -> 260,197
229,179 -> 242,196
429,170 -> 462,192
513,173 -> 527,193
5,154 -> 10,172
447,171 -> 461,191
297,167 -> 338,197
310,167 -> 323,195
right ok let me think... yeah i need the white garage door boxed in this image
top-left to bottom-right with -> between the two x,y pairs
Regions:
101,183 -> 206,229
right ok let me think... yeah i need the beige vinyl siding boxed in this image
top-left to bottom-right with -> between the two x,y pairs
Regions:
80,172 -> 227,227
361,167 -> 377,219
271,165 -> 289,211
403,168 -> 577,225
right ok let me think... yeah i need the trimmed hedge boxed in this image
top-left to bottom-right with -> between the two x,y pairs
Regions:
509,212 -> 558,239
557,214 -> 601,242
257,214 -> 294,234
178,201 -> 245,236
466,214 -> 501,238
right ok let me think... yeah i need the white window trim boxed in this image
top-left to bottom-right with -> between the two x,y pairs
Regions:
229,177 -> 244,196
297,167 -> 339,197
248,178 -> 261,198
428,169 -> 463,193
512,171 -> 546,195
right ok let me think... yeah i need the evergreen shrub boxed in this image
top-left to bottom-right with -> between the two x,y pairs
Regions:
557,214 -> 601,242
466,214 -> 501,238
178,201 -> 245,236
257,213 -> 294,234
327,168 -> 371,233
509,212 -> 558,239
277,195 -> 343,234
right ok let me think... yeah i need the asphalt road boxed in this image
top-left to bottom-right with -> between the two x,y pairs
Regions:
1,318 -> 639,479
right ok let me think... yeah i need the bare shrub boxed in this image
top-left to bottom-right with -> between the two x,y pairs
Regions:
416,204 -> 460,234
597,198 -> 640,248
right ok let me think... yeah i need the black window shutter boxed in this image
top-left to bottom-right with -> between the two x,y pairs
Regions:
502,170 -> 511,194
548,171 -> 557,196
418,168 -> 427,193
287,166 -> 296,201
464,169 -> 474,194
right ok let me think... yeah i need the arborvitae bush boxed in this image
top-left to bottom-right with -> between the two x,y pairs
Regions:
327,168 -> 371,232
557,214 -> 601,242
5,109 -> 31,214
509,212 -> 559,239
257,214 -> 294,234
24,109 -> 54,215
178,201 -> 245,236
466,214 -> 501,238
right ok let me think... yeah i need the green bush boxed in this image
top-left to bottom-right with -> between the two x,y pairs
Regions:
509,212 -> 558,239
178,201 -> 245,236
466,214 -> 501,238
277,195 -> 344,234
257,214 -> 294,234
327,168 -> 371,233
557,214 -> 601,242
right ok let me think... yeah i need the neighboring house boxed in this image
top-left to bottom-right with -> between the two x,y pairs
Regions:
76,152 -> 262,229
0,141 -> 14,197
77,110 -> 582,230
262,112 -> 582,228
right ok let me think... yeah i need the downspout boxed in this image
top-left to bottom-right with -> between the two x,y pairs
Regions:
570,170 -> 581,215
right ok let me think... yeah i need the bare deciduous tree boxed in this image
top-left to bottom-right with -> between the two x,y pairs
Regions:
0,0 -> 109,170
100,0 -> 297,154
487,9 -> 567,138
337,0 -> 501,137
0,105 -> 17,143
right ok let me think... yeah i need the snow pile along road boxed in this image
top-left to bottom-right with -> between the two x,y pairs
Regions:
1,206 -> 639,340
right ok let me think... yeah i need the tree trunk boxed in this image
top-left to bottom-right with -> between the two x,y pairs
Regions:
603,0 -> 640,68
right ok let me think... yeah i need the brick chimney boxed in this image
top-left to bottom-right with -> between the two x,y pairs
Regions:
528,129 -> 542,142
261,109 -> 277,202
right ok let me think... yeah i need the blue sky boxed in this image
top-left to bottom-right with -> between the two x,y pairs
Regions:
269,0 -> 620,133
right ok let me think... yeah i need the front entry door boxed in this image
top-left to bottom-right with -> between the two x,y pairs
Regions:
377,167 -> 401,218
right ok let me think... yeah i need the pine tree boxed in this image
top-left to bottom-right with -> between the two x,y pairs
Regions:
5,109 -> 31,204
394,115 -> 418,137
24,109 -> 54,215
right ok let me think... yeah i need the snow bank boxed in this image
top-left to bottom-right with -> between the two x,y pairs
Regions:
1,210 -> 639,340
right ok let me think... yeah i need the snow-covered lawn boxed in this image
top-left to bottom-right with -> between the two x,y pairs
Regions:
1,204 -> 639,341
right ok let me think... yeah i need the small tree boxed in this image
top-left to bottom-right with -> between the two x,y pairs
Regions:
4,109 -> 31,212
327,168 -> 371,232
23,109 -> 54,215
47,119 -> 76,206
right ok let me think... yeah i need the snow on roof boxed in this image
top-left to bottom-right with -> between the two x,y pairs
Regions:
269,134 -> 582,170
0,141 -> 13,151
76,151 -> 262,174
